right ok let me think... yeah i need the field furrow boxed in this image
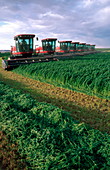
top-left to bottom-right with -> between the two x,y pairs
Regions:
0,59 -> 110,133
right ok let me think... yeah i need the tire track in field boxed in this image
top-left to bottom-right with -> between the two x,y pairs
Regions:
0,65 -> 110,133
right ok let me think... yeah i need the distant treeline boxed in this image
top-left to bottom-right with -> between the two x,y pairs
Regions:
0,50 -> 10,52
0,52 -> 10,58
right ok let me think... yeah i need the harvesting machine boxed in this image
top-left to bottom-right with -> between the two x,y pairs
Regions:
78,43 -> 86,52
36,38 -> 57,55
90,44 -> 96,51
70,42 -> 80,53
2,34 -> 58,70
56,41 -> 72,54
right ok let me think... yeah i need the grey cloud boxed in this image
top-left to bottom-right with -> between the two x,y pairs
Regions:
0,0 -> 110,48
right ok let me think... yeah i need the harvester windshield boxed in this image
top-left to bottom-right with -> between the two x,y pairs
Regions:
86,44 -> 90,51
14,34 -> 35,53
70,42 -> 79,51
91,45 -> 95,50
70,43 -> 75,50
42,38 -> 57,54
75,42 -> 80,50
78,43 -> 86,51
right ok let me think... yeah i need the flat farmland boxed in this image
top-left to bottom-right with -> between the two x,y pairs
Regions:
0,52 -> 110,169
0,81 -> 110,169
12,52 -> 110,132
0,52 -> 110,132
13,52 -> 110,100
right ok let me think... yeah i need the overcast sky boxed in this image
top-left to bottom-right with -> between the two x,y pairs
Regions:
0,0 -> 110,49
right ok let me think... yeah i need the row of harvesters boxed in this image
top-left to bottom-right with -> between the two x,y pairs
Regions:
2,34 -> 96,70
36,40 -> 95,54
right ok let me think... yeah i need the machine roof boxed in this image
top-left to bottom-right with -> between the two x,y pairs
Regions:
14,34 -> 35,39
59,41 -> 72,43
71,42 -> 80,44
42,38 -> 57,41
79,43 -> 86,45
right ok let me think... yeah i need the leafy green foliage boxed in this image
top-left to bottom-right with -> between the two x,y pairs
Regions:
13,52 -> 110,99
0,81 -> 110,169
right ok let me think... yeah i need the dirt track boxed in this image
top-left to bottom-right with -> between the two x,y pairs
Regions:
0,64 -> 110,133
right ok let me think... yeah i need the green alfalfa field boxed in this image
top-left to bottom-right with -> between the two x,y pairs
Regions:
0,50 -> 110,169
0,81 -> 110,169
13,52 -> 110,100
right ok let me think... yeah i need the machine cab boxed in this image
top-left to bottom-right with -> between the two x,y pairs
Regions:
85,44 -> 91,51
70,42 -> 80,52
91,45 -> 95,51
42,38 -> 57,54
58,41 -> 72,53
78,43 -> 86,52
14,34 -> 35,53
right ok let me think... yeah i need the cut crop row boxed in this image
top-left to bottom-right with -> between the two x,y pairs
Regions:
13,52 -> 110,99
